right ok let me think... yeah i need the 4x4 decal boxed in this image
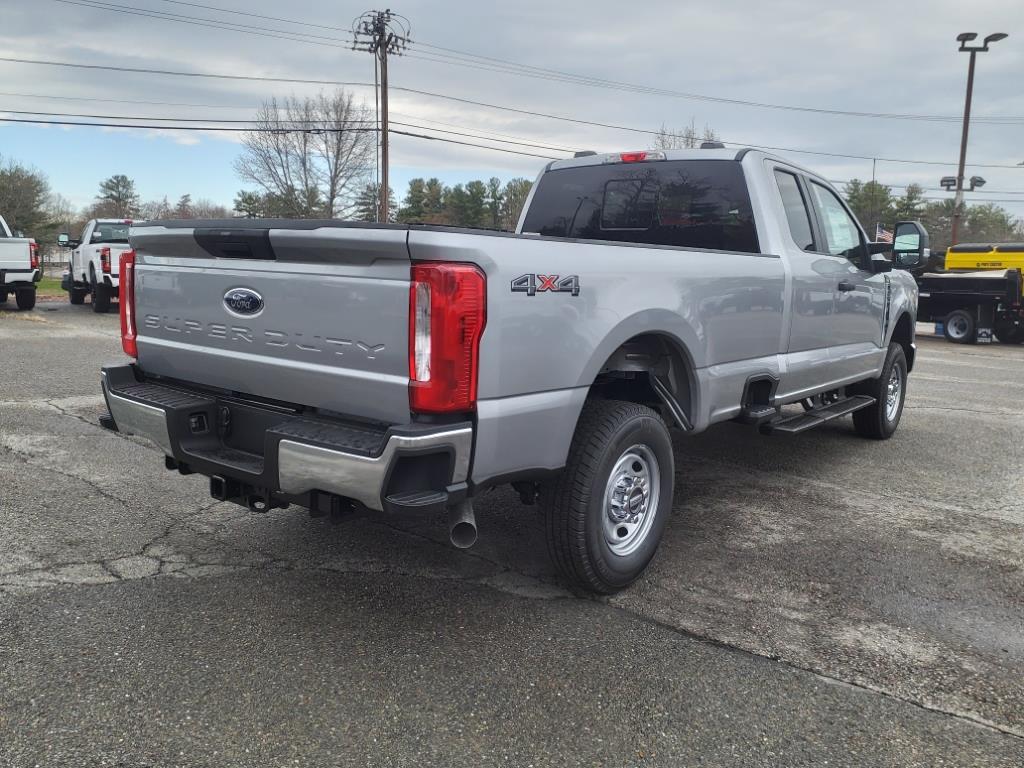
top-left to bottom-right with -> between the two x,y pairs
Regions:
511,273 -> 580,296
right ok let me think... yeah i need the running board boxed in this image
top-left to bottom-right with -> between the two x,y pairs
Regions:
760,396 -> 876,435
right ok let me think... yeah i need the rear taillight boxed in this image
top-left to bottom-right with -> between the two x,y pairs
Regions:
408,262 -> 486,413
100,246 -> 111,273
119,250 -> 137,358
29,242 -> 39,269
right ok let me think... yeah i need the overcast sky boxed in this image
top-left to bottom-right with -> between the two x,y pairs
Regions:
1,0 -> 1021,217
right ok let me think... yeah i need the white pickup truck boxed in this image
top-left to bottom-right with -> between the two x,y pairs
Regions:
59,219 -> 135,312
0,214 -> 39,311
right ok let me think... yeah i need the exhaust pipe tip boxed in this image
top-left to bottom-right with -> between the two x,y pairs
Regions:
448,500 -> 477,549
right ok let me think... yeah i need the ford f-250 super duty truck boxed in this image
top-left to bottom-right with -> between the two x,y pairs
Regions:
98,147 -> 927,593
0,214 -> 40,310
58,219 -> 135,312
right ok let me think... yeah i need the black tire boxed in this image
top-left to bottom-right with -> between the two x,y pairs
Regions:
69,286 -> 86,305
851,343 -> 908,440
15,289 -> 36,311
993,319 -> 1024,345
943,309 -> 975,344
91,274 -> 111,313
541,399 -> 674,594
0,291 -> 7,303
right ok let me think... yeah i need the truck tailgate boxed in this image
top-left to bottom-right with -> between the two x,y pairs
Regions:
0,239 -> 31,272
130,223 -> 412,424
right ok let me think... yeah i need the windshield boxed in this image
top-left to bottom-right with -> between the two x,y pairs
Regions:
521,159 -> 760,253
91,222 -> 131,243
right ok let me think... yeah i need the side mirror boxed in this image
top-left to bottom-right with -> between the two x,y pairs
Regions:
57,233 -> 70,247
892,220 -> 929,270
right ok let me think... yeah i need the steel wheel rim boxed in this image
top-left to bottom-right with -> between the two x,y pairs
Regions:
947,315 -> 969,340
885,364 -> 903,422
603,444 -> 660,557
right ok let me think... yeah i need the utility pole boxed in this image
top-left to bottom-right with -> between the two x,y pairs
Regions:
950,31 -> 1007,245
352,9 -> 410,223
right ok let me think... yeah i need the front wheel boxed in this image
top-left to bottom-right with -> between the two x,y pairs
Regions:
541,400 -> 674,594
851,343 -> 908,440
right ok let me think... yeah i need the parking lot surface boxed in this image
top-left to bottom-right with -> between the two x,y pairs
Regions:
2,301 -> 1023,767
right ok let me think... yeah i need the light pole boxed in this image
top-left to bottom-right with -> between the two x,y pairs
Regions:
950,32 -> 1008,245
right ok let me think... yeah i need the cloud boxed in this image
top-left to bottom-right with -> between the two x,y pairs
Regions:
0,0 -> 1020,214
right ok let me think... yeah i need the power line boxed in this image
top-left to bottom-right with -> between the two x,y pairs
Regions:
0,107 -> 573,152
0,89 -> 255,110
3,56 -> 1023,169
57,0 -> 1024,125
51,0 -> 353,48
48,0 -> 1024,126
0,89 -> 588,152
150,0 -> 350,33
0,116 -> 559,158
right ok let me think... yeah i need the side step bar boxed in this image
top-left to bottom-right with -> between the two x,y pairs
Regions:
760,395 -> 876,435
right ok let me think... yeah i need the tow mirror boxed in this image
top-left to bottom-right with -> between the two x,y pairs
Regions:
57,233 -> 70,247
892,221 -> 929,270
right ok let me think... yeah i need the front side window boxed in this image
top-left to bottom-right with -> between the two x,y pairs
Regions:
774,170 -> 814,251
521,159 -> 760,253
808,182 -> 862,259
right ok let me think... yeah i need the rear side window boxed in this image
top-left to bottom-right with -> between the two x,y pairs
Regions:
774,170 -> 815,251
521,159 -> 760,253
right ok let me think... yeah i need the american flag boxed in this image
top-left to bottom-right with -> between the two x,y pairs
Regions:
875,223 -> 893,243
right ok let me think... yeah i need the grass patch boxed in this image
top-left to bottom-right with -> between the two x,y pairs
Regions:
35,277 -> 65,297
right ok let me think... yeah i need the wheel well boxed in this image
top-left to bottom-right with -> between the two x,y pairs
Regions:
589,333 -> 694,429
892,313 -> 915,371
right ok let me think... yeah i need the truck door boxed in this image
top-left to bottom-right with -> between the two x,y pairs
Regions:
804,180 -> 887,381
73,221 -> 92,281
772,167 -> 841,396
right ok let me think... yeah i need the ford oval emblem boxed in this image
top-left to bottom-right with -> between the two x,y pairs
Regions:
223,287 -> 264,316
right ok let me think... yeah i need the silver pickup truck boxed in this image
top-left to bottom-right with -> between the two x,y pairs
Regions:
99,147 -> 927,593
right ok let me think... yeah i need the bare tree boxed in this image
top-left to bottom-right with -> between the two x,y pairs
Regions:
190,198 -> 231,219
234,91 -> 374,218
653,120 -> 719,150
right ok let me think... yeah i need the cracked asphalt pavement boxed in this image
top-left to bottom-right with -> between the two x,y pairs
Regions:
2,301 -> 1023,767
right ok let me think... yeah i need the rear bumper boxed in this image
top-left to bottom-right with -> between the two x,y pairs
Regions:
101,364 -> 472,513
0,268 -> 40,288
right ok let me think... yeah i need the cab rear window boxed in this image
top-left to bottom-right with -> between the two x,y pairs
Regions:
521,159 -> 760,253
92,222 -> 131,243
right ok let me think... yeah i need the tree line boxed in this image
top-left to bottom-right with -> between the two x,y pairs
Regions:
4,101 -> 1021,256
842,179 -> 1023,255
0,157 -> 230,249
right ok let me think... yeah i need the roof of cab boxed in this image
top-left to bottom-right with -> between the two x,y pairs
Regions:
543,147 -> 818,178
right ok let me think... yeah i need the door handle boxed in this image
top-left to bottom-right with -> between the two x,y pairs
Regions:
837,280 -> 856,292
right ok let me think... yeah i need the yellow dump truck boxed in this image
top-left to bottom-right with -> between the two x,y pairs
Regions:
917,243 -> 1024,344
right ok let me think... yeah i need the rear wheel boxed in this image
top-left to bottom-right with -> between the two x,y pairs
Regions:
943,309 -> 975,344
541,399 -> 674,594
851,343 -> 907,440
993,318 -> 1024,344
0,291 -> 7,303
91,272 -> 111,313
15,289 -> 36,311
